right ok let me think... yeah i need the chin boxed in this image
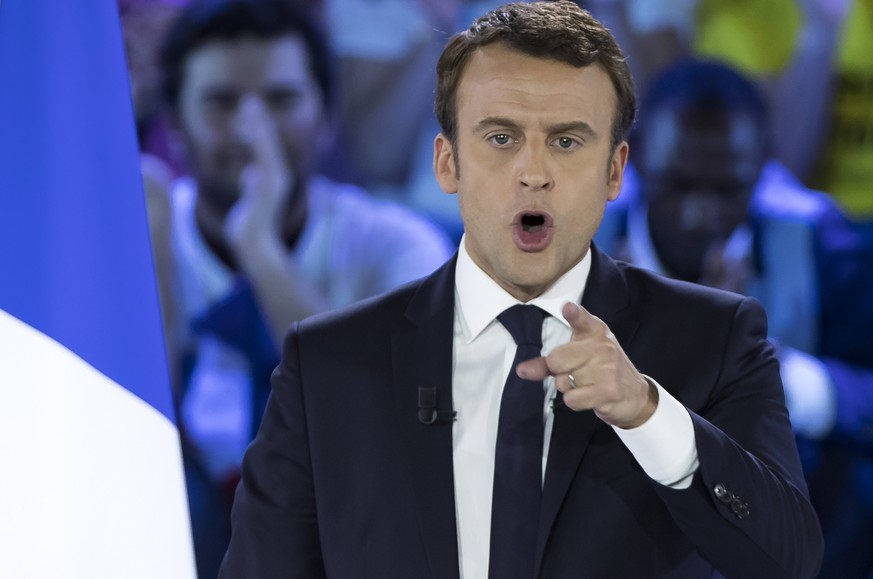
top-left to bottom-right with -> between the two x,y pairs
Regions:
507,268 -> 559,297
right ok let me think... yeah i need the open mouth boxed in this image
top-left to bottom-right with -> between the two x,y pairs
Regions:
521,213 -> 546,233
512,211 -> 554,251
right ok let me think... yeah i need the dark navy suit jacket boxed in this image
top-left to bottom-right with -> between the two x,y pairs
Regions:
220,246 -> 823,578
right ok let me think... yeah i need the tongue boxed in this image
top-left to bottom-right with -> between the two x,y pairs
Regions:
514,223 -> 551,251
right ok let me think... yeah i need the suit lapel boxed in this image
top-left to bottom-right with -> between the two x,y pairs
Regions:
391,257 -> 461,579
536,245 -> 640,567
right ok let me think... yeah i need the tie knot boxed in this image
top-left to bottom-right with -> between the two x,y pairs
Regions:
497,304 -> 547,347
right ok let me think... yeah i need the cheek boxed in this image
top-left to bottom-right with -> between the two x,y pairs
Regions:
462,139 -> 514,176
284,96 -> 325,135
456,190 -> 482,227
181,109 -> 227,153
457,189 -> 505,245
185,124 -> 220,151
283,112 -> 319,139
278,114 -> 325,160
562,182 -> 608,222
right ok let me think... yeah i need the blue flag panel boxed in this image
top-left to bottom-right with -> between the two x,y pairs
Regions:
0,0 -> 175,422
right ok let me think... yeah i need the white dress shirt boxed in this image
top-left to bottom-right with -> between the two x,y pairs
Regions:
451,237 -> 699,578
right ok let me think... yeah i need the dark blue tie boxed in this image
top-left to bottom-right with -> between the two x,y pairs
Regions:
489,305 -> 548,579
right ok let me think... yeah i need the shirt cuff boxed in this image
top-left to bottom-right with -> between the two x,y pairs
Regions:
780,347 -> 836,440
612,376 -> 699,489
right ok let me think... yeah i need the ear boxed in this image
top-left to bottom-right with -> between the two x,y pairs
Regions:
433,133 -> 458,194
607,140 -> 629,201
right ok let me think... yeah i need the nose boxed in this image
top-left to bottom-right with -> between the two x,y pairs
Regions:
232,94 -> 268,142
517,142 -> 553,192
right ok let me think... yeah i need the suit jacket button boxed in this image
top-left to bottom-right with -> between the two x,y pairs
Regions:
713,484 -> 733,504
729,495 -> 750,519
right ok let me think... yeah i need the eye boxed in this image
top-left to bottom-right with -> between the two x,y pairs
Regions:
488,133 -> 515,147
203,91 -> 239,113
554,136 -> 581,150
266,89 -> 301,111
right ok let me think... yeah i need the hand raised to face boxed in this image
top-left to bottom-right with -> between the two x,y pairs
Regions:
516,302 -> 657,429
224,96 -> 295,267
698,233 -> 752,295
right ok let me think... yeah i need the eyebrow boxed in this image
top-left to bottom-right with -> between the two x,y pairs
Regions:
548,121 -> 598,139
472,116 -> 599,139
472,116 -> 522,135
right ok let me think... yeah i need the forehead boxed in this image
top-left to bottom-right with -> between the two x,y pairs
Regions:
455,43 -> 617,135
182,34 -> 314,89
641,107 -> 762,182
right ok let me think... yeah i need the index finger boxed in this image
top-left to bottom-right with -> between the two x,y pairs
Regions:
236,97 -> 291,195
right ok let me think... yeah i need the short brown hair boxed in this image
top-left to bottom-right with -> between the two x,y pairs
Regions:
435,1 -> 636,152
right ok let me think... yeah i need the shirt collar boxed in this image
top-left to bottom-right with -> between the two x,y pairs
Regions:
454,234 -> 592,343
173,178 -> 236,304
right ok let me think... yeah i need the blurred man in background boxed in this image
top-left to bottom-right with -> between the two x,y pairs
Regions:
155,0 -> 453,575
595,59 -> 873,578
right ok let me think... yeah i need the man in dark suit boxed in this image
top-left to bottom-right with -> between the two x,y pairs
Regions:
220,2 -> 824,577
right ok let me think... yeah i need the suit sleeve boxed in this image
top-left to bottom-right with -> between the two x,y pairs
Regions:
652,297 -> 824,579
219,323 -> 326,579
